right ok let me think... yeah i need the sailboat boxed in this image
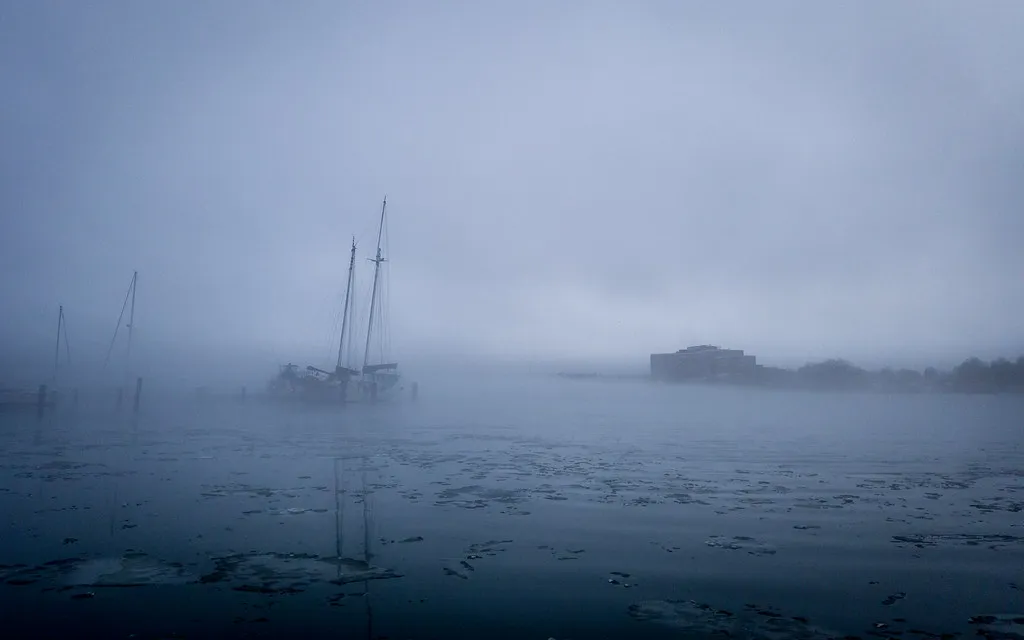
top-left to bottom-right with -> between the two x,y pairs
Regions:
268,196 -> 403,404
267,239 -> 357,402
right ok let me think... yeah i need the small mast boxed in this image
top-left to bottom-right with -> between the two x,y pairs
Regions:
362,197 -> 387,371
53,305 -> 65,386
336,237 -> 357,373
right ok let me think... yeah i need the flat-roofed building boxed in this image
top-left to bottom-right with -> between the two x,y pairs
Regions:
650,345 -> 757,381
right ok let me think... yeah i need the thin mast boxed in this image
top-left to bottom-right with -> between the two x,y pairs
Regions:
337,237 -> 357,371
53,305 -> 63,385
102,271 -> 135,372
362,197 -> 387,370
126,270 -> 137,370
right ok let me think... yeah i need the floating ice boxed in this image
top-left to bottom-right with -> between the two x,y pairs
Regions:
65,552 -> 195,587
628,599 -> 840,640
200,552 -> 401,592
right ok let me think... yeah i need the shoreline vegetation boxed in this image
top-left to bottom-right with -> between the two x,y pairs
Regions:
558,355 -> 1024,394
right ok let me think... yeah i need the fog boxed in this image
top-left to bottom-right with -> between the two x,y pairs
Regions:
3,1 -> 1023,384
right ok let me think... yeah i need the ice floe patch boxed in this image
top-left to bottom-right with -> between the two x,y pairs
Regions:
2,551 -> 401,593
970,498 -> 1024,513
200,483 -> 307,499
434,485 -> 527,510
2,552 -> 195,587
606,571 -> 636,588
969,614 -> 1024,640
891,534 -> 1023,550
242,507 -> 330,516
705,535 -> 777,556
441,560 -> 472,580
379,535 -> 425,546
199,552 -> 402,592
627,600 -> 839,639
65,552 -> 195,587
440,539 -> 516,579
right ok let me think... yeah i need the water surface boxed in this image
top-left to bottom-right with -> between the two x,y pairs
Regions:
1,376 -> 1022,638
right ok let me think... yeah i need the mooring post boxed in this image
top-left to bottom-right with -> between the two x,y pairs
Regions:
133,377 -> 142,413
411,381 -> 418,402
37,384 -> 47,416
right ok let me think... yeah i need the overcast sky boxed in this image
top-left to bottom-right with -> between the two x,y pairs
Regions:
2,1 -> 1022,374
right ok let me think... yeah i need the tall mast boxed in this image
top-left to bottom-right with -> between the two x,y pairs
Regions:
53,305 -> 63,385
126,270 -> 137,369
337,237 -> 357,372
362,197 -> 387,371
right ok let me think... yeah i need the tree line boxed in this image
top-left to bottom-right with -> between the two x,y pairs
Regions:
779,356 -> 1024,393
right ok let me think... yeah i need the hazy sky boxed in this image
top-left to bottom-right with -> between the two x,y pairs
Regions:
2,1 -> 1022,372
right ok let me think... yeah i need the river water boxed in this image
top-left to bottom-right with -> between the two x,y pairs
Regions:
1,374 -> 1022,639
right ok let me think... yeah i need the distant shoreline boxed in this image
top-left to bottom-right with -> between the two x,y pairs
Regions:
557,355 -> 1024,395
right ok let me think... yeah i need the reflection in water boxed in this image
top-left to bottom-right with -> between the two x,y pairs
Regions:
333,454 -> 375,640
362,457 -> 374,640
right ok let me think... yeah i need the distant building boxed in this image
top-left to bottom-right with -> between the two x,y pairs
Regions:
650,345 -> 758,381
